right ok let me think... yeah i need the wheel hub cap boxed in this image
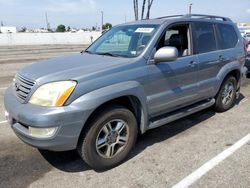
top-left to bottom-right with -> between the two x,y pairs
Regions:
222,82 -> 234,105
107,132 -> 118,144
96,119 -> 129,158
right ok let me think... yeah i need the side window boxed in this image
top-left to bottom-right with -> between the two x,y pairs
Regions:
217,24 -> 238,49
193,23 -> 217,54
156,24 -> 190,57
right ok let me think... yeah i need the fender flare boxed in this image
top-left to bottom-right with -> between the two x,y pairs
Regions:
72,81 -> 149,133
215,61 -> 242,93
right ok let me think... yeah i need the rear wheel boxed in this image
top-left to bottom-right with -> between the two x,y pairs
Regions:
214,76 -> 237,112
77,105 -> 138,170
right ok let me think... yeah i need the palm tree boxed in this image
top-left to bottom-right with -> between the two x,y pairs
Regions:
133,0 -> 139,20
146,0 -> 154,19
133,0 -> 154,20
141,0 -> 146,19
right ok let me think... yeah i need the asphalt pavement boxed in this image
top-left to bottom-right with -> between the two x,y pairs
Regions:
0,45 -> 249,188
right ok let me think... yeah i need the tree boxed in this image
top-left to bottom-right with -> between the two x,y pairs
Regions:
133,0 -> 154,20
133,0 -> 139,20
67,26 -> 71,32
20,27 -> 27,32
146,0 -> 154,19
56,24 -> 66,32
102,23 -> 112,30
141,0 -> 146,19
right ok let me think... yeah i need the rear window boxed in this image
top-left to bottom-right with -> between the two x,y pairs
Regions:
192,22 -> 217,54
217,24 -> 238,49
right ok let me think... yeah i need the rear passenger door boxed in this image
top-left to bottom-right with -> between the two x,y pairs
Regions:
192,22 -> 222,99
216,23 -> 240,67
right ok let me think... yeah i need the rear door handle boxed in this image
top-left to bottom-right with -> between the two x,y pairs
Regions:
189,61 -> 198,67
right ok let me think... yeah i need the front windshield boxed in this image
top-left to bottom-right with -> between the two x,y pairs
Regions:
86,24 -> 159,58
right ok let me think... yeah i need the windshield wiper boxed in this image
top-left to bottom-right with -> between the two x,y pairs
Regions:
96,52 -> 121,57
84,50 -> 93,54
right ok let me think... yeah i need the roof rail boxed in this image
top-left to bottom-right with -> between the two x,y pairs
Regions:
156,15 -> 186,20
186,14 -> 232,21
156,14 -> 232,22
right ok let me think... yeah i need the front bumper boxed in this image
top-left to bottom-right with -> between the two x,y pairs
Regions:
4,87 -> 91,151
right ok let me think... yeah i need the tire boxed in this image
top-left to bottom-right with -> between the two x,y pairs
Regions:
77,105 -> 138,170
214,76 -> 237,112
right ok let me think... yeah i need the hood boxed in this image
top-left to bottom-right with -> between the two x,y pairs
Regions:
19,53 -> 132,83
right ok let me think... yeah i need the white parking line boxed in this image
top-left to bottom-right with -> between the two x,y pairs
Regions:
0,120 -> 7,124
172,133 -> 250,188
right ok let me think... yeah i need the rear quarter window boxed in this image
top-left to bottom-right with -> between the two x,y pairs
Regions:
217,24 -> 238,49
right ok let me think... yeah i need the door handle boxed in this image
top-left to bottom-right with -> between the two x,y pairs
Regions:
189,61 -> 198,67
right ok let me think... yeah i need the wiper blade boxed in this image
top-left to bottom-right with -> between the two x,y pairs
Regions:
84,50 -> 93,54
96,52 -> 121,57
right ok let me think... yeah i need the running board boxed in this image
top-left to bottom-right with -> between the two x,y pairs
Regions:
148,99 -> 215,130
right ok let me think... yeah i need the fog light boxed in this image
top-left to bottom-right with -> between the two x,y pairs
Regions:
28,127 -> 58,138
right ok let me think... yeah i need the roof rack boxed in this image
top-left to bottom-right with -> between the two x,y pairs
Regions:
156,15 -> 186,20
156,14 -> 232,22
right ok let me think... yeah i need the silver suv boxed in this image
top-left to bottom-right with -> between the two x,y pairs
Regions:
4,14 -> 245,170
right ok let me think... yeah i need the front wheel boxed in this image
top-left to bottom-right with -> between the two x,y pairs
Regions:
77,105 -> 138,170
214,76 -> 237,112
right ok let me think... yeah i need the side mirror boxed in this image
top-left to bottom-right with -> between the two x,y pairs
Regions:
154,46 -> 178,63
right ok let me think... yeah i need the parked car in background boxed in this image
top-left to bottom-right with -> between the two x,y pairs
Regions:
4,14 -> 245,170
244,33 -> 250,44
245,52 -> 250,77
240,29 -> 245,37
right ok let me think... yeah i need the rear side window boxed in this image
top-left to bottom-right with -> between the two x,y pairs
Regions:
217,24 -> 238,49
192,22 -> 217,54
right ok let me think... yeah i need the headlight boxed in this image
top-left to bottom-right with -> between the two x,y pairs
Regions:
29,81 -> 77,106
29,127 -> 58,138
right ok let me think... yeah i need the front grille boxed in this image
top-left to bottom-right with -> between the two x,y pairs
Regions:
14,74 -> 35,103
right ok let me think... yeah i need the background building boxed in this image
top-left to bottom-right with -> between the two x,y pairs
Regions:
0,26 -> 17,33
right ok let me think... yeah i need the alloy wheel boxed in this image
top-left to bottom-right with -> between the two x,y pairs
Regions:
95,119 -> 129,158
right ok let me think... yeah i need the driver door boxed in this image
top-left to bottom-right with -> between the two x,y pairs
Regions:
145,23 -> 200,117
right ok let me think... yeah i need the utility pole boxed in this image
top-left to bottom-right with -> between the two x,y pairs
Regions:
101,11 -> 104,33
189,3 -> 193,15
45,12 -> 50,31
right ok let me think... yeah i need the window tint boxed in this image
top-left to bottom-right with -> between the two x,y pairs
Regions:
217,24 -> 238,49
193,23 -> 217,54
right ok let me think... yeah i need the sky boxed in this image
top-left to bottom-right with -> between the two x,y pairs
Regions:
0,0 -> 249,29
